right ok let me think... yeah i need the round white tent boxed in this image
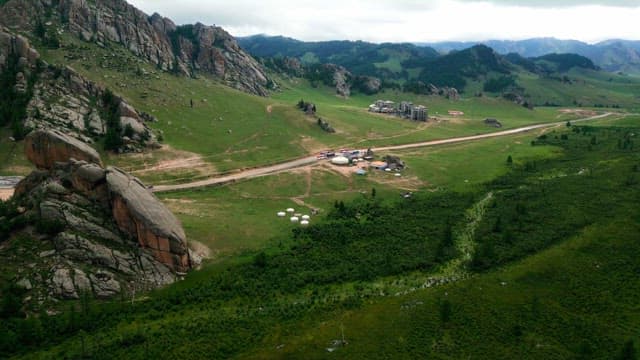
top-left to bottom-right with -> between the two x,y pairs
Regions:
277,211 -> 286,217
331,156 -> 350,166
286,208 -> 295,213
300,220 -> 310,226
290,217 -> 300,223
301,215 -> 311,221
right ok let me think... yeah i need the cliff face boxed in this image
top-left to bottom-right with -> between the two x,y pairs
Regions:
0,0 -> 271,95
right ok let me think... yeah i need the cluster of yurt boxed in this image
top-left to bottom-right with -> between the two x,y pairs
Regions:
276,208 -> 311,226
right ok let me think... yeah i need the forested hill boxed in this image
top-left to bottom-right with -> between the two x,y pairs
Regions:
408,44 -> 513,90
238,35 -> 439,79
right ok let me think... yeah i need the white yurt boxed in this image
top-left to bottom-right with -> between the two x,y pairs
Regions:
286,208 -> 295,213
277,211 -> 286,217
395,173 -> 402,177
301,215 -> 311,221
300,220 -> 310,226
290,217 -> 300,223
331,156 -> 350,166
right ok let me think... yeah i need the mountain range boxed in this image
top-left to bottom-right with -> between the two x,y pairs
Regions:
241,35 -> 640,76
419,38 -> 640,74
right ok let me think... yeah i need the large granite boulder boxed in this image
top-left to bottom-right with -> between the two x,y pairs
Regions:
10,128 -> 191,300
106,167 -> 190,273
25,129 -> 102,170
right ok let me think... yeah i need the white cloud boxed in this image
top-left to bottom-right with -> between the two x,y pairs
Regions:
126,0 -> 640,43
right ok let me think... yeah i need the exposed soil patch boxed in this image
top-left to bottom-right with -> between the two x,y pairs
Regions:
558,109 -> 598,117
123,146 -> 218,179
0,188 -> 13,201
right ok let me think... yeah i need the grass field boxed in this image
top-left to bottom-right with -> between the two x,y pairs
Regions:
518,68 -> 640,111
0,127 -> 31,176
6,124 -> 639,360
30,36 -> 601,185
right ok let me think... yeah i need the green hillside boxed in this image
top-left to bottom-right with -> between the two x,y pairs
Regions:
3,122 -> 639,359
2,5 -> 640,359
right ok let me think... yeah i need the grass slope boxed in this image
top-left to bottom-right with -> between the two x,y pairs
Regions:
4,125 -> 638,360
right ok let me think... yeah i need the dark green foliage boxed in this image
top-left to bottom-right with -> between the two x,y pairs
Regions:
253,252 -> 267,268
483,75 -> 517,92
0,53 -> 41,139
0,199 -> 27,241
439,299 -> 452,324
317,118 -> 335,133
506,155 -> 513,165
471,126 -> 640,271
35,218 -> 65,236
534,53 -> 599,73
123,124 -> 135,139
0,283 -> 25,319
413,45 -> 513,90
100,89 -> 123,151
618,340 -> 637,360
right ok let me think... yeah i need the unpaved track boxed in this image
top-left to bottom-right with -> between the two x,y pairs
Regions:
152,113 -> 612,193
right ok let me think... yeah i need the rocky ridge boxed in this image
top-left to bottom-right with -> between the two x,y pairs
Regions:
5,129 -> 191,302
0,0 -> 271,96
0,26 -> 159,152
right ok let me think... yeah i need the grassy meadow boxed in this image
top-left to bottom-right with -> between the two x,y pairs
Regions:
4,124 -> 639,359
25,34 -> 609,185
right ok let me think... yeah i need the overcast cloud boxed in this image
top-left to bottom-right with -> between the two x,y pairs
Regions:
127,0 -> 640,43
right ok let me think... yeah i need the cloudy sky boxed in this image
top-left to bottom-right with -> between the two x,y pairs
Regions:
127,0 -> 640,44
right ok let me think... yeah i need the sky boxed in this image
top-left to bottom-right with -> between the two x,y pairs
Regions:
127,0 -> 640,44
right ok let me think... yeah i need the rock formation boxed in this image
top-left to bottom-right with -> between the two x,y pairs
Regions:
0,0 -> 272,96
9,130 -> 191,300
0,26 -> 159,152
25,129 -> 102,169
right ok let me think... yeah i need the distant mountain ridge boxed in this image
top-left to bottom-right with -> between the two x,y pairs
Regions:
418,37 -> 640,74
238,34 -> 439,81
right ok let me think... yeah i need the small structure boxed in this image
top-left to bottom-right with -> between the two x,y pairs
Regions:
290,217 -> 300,223
302,215 -> 311,221
448,110 -> 464,116
300,220 -> 310,226
383,155 -> 406,170
331,156 -> 350,166
355,168 -> 367,176
286,208 -> 295,213
371,161 -> 388,170
484,118 -> 502,128
410,105 -> 428,121
277,211 -> 286,217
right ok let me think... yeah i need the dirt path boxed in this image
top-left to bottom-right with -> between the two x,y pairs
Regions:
0,188 -> 13,201
152,113 -> 613,193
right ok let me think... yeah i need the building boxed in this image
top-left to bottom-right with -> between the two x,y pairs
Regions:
399,101 -> 413,115
410,105 -> 428,121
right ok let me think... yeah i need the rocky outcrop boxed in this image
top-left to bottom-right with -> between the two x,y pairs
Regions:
353,75 -> 382,95
0,0 -> 272,96
25,129 -> 102,169
0,26 -> 158,152
333,67 -> 351,97
106,167 -> 190,273
12,130 -> 191,299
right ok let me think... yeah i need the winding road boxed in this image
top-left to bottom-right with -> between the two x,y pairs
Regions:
152,113 -> 612,193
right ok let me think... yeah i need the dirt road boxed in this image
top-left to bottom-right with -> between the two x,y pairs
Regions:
152,113 -> 611,193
